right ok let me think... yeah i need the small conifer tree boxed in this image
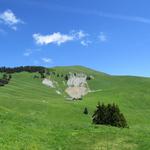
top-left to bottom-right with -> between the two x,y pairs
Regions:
83,107 -> 88,115
64,75 -> 69,81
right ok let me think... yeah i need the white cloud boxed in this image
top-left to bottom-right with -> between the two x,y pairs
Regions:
42,58 -> 53,63
72,30 -> 87,39
81,40 -> 91,46
98,32 -> 107,42
33,30 -> 89,46
0,9 -> 24,30
33,32 -> 74,46
77,31 -> 86,39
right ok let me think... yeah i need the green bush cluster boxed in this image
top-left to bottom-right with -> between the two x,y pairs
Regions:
92,103 -> 128,128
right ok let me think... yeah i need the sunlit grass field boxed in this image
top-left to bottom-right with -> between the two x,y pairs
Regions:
0,66 -> 150,150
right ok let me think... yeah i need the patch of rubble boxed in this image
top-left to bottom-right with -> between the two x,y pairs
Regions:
42,78 -> 55,88
65,73 -> 90,100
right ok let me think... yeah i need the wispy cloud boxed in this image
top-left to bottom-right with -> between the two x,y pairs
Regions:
33,30 -> 88,46
23,48 -> 41,57
27,2 -> 150,25
70,8 -> 150,24
81,40 -> 91,46
23,50 -> 32,57
0,9 -> 24,30
98,32 -> 107,42
42,57 -> 53,63
93,11 -> 150,24
71,8 -> 150,24
71,30 -> 88,39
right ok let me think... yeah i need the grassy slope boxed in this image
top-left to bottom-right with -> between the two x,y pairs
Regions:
0,66 -> 150,150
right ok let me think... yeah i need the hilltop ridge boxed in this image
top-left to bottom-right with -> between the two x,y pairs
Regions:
0,65 -> 150,149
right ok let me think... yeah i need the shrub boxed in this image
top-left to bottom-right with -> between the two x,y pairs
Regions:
0,79 -> 9,85
83,107 -> 88,115
3,74 -> 8,80
86,76 -> 92,80
64,75 -> 69,81
0,82 -> 4,86
46,71 -> 51,76
39,72 -> 45,78
33,75 -> 39,79
8,74 -> 12,80
92,103 -> 128,128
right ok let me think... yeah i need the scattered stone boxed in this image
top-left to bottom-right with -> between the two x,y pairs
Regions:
42,78 -> 55,88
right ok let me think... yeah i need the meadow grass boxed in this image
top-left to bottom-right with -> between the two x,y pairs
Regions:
0,66 -> 150,149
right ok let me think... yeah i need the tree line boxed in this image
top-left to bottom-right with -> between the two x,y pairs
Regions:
0,66 -> 46,74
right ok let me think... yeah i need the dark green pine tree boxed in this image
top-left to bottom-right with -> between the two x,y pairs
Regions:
64,75 -> 69,81
92,103 -> 106,124
83,107 -> 88,115
8,74 -> 12,80
3,74 -> 8,80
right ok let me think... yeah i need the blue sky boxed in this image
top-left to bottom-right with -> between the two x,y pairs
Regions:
1,0 -> 150,76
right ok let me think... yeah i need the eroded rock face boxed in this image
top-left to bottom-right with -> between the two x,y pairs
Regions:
67,73 -> 87,87
65,73 -> 90,99
42,73 -> 92,100
66,87 -> 88,99
42,78 -> 55,88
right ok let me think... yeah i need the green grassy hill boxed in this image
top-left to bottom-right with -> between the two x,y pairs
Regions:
0,66 -> 150,150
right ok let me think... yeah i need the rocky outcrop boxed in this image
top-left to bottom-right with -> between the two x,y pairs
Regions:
42,78 -> 55,88
65,73 -> 90,99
